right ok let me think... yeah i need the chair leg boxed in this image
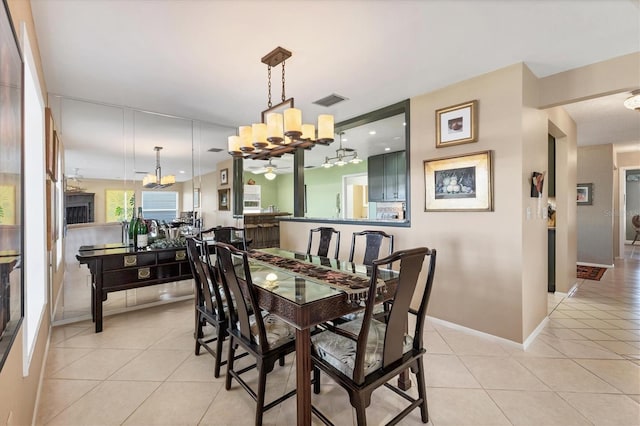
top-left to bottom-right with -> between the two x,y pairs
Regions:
255,361 -> 267,426
194,311 -> 202,355
353,395 -> 368,426
633,232 -> 639,245
214,326 -> 225,378
415,358 -> 429,423
278,354 -> 285,367
225,337 -> 236,391
313,366 -> 320,394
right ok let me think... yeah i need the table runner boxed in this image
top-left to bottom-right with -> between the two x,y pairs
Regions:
248,250 -> 385,302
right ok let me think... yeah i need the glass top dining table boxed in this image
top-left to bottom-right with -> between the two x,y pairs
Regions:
234,247 -> 399,425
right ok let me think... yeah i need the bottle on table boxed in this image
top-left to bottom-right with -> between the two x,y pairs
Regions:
135,207 -> 148,249
128,202 -> 137,246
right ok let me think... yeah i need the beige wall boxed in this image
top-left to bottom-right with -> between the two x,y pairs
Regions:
1,2 -> 50,425
284,63 -> 542,343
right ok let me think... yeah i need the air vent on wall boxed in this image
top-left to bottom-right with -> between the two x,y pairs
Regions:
313,93 -> 348,107
208,147 -> 224,152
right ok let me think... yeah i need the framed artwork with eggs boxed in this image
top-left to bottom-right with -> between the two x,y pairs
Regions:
435,100 -> 478,148
424,150 -> 493,211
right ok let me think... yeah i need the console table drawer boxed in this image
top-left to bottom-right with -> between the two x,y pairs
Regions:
157,249 -> 187,264
103,267 -> 157,286
102,252 -> 156,270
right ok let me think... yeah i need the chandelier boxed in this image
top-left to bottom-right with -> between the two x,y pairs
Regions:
143,146 -> 175,189
322,132 -> 362,168
228,47 -> 334,160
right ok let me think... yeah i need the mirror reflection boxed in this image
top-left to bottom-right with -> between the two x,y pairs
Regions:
241,103 -> 408,222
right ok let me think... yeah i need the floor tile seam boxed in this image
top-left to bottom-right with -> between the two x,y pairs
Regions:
45,346 -> 107,378
573,360 -> 640,396
427,328 -> 455,354
549,391 -> 601,425
37,379 -> 102,425
194,380 -> 227,426
115,380 -> 165,426
479,386 -> 527,426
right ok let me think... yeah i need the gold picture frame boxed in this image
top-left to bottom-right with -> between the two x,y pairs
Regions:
424,150 -> 493,211
218,188 -> 230,211
435,100 -> 478,148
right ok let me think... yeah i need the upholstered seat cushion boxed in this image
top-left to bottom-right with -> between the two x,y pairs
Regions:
311,317 -> 413,381
246,312 -> 295,348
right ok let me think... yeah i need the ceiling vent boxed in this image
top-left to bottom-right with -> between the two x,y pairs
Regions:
208,147 -> 224,153
313,93 -> 348,107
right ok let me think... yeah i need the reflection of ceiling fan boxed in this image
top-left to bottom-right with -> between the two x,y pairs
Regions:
248,159 -> 290,180
66,168 -> 87,192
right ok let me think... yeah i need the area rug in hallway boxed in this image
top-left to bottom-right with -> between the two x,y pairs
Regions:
577,265 -> 607,281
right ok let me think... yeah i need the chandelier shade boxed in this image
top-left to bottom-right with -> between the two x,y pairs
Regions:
624,90 -> 640,111
228,47 -> 335,161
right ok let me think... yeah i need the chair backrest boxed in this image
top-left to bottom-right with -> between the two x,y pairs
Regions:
352,247 -> 436,384
348,230 -> 394,266
214,242 -> 269,351
633,215 -> 640,230
307,227 -> 340,259
214,226 -> 247,250
186,237 -> 227,321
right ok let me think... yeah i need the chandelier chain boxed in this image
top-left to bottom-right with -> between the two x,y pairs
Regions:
281,61 -> 286,102
267,65 -> 272,108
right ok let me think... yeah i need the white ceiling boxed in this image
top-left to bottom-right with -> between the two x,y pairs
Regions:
29,0 -> 640,181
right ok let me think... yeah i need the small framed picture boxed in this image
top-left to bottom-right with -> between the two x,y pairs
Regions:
577,183 -> 593,205
220,168 -> 228,185
218,188 -> 230,211
193,188 -> 200,208
436,100 -> 478,148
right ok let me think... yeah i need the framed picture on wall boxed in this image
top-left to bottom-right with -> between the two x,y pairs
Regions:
424,150 -> 493,211
577,183 -> 593,205
218,188 -> 230,211
194,188 -> 200,208
220,168 -> 228,185
435,100 -> 478,148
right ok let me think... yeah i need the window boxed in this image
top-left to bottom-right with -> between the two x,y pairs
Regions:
142,191 -> 178,222
105,189 -> 135,223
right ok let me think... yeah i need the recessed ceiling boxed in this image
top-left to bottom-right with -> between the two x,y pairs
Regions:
29,0 -> 640,180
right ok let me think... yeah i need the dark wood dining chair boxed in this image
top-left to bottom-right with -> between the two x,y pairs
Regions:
311,247 -> 437,426
632,215 -> 640,245
213,226 -> 248,250
214,242 -> 298,426
348,230 -> 394,266
186,237 -> 231,378
307,227 -> 340,259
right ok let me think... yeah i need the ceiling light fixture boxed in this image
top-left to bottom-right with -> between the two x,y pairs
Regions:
623,89 -> 640,111
143,146 -> 175,189
228,46 -> 334,161
322,132 -> 363,168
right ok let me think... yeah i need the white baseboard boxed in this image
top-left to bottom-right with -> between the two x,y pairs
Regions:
577,262 -> 613,268
427,315 -> 524,350
523,317 -> 549,350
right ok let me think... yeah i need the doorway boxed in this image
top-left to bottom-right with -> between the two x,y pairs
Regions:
342,173 -> 368,220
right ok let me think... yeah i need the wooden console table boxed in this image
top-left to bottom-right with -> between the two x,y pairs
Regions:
77,244 -> 192,332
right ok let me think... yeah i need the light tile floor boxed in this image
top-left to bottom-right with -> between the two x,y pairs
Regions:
36,246 -> 640,425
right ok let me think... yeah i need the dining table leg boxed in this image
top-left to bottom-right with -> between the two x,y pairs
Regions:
295,327 -> 312,426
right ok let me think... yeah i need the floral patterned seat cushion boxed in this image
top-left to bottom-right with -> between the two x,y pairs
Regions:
311,317 -> 413,381
245,312 -> 295,348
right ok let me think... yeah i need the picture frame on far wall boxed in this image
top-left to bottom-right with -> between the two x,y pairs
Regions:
193,188 -> 200,208
424,150 -> 493,212
45,107 -> 56,180
577,183 -> 593,205
220,168 -> 228,185
435,100 -> 478,148
218,188 -> 230,211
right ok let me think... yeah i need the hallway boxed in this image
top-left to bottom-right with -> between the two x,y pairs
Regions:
36,248 -> 640,425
